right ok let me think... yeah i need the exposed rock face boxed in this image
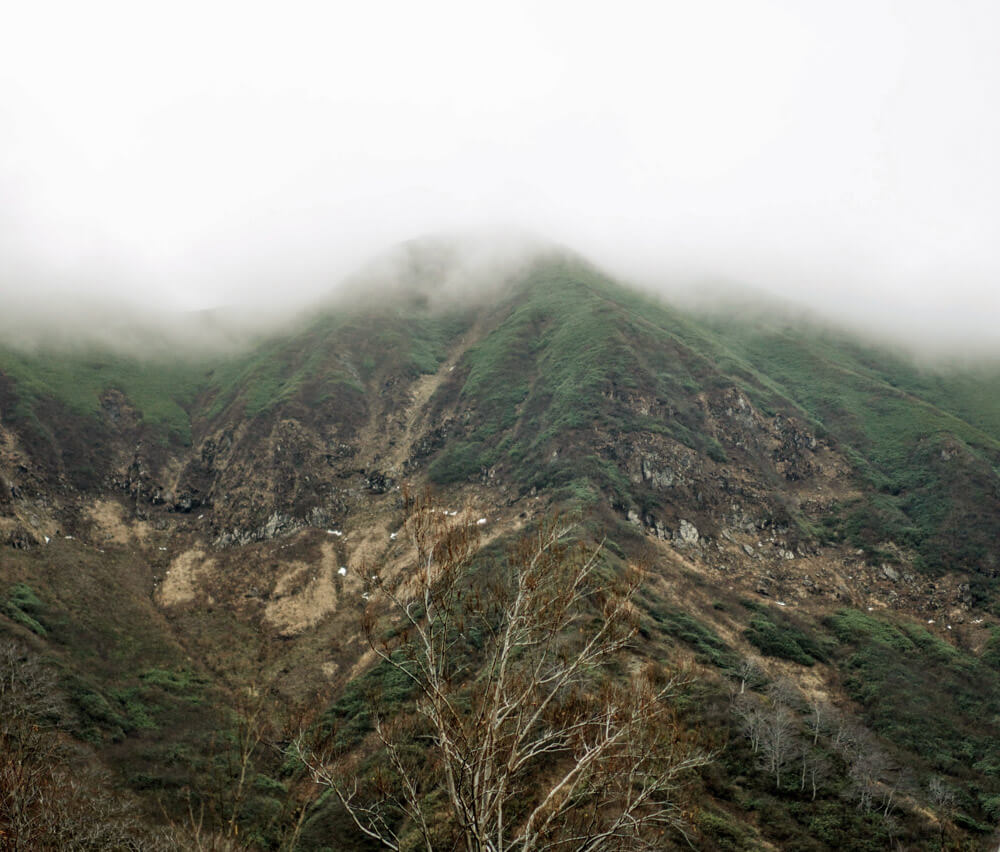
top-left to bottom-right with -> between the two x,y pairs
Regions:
100,389 -> 140,430
366,470 -> 394,494
881,564 -> 901,582
214,511 -> 304,547
596,385 -> 853,566
772,413 -> 819,481
173,492 -> 202,513
678,519 -> 699,544
640,455 -> 675,489
411,423 -> 452,460
6,526 -> 37,549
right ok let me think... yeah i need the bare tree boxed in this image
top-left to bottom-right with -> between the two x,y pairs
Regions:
927,775 -> 955,819
927,775 -> 957,845
0,639 -> 68,850
732,693 -> 765,755
295,496 -> 710,851
836,726 -> 897,815
798,748 -> 831,801
171,665 -> 320,851
757,703 -> 799,790
733,656 -> 766,696
212,684 -> 271,842
734,679 -> 804,791
0,639 -> 176,850
765,677 -> 802,712
805,697 -> 833,746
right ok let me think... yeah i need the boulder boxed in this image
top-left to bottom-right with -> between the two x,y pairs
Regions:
880,564 -> 901,582
678,519 -> 699,543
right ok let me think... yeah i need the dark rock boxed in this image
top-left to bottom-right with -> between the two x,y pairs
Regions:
7,527 -> 38,549
366,471 -> 394,494
173,493 -> 201,513
411,425 -> 451,460
324,442 -> 357,464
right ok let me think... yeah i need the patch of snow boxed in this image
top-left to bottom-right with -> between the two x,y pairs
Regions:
477,518 -> 487,525
927,619 -> 935,624
361,592 -> 370,601
390,532 -> 398,540
776,601 -> 787,607
338,567 -> 347,576
198,514 -> 204,520
867,606 -> 873,611
44,536 -> 50,544
64,535 -> 73,540
974,618 -> 984,624
947,625 -> 952,630
158,547 -> 167,551
327,529 -> 343,537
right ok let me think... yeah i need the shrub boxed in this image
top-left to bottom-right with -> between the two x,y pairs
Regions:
744,613 -> 827,666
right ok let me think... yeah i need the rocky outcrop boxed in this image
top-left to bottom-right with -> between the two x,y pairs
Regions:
6,526 -> 38,549
677,519 -> 699,544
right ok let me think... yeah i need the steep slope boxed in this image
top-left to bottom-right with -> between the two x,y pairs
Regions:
2,246 -> 1000,847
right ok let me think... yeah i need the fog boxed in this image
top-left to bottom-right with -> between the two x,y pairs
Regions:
1,0 -> 999,358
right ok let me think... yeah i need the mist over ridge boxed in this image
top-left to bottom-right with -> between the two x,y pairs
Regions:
1,230 -> 997,368
2,2 -> 999,363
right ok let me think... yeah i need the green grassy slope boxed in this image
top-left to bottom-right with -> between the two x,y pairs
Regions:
2,251 -> 999,580
0,344 -> 207,444
694,319 -> 1000,580
428,258 -> 732,496
199,301 -> 473,423
422,256 -> 1000,583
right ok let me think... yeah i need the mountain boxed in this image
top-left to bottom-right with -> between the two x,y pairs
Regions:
2,244 -> 1000,848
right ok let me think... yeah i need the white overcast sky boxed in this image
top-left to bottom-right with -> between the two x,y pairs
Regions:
1,0 -> 998,350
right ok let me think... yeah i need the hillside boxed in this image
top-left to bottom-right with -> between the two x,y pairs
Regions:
2,246 -> 1000,849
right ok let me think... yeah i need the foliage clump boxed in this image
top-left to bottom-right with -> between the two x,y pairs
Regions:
3,582 -> 47,636
744,610 -> 829,666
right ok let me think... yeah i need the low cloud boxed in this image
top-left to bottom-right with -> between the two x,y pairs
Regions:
1,0 -> 998,361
